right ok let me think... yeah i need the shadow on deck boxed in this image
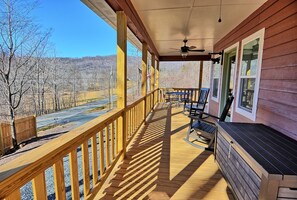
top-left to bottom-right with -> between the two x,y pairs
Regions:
97,103 -> 234,199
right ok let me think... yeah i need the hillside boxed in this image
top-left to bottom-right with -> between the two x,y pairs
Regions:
0,55 -> 210,120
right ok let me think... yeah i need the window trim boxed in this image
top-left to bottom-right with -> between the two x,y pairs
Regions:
218,42 -> 239,121
235,28 -> 265,121
211,62 -> 221,102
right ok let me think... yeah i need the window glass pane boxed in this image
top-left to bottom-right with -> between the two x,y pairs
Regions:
213,64 -> 220,77
212,78 -> 219,98
239,78 -> 255,112
241,38 -> 259,76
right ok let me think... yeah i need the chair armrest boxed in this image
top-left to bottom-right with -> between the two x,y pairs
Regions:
188,112 -> 220,120
190,101 -> 199,104
191,116 -> 217,127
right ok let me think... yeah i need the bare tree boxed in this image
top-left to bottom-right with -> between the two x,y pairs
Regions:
0,0 -> 50,149
48,57 -> 61,112
68,64 -> 82,107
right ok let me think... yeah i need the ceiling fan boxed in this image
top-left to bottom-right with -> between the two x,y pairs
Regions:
171,39 -> 205,58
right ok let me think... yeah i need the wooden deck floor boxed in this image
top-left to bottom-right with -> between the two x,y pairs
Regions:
96,103 -> 234,200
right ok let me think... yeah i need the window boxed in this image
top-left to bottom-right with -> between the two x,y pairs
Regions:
211,62 -> 221,102
236,29 -> 265,121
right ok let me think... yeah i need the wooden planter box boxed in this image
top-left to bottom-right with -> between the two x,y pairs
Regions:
215,122 -> 297,200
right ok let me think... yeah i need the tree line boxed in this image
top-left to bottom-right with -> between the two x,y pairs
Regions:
0,0 -> 203,150
0,0 -> 143,150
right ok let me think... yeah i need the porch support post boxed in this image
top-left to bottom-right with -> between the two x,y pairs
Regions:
142,43 -> 148,120
151,54 -> 155,90
199,61 -> 203,89
156,60 -> 159,88
156,60 -> 160,102
116,11 -> 127,157
151,54 -> 155,106
142,43 -> 148,96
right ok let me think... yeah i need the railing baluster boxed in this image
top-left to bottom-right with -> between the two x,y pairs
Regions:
129,109 -> 132,137
111,121 -> 115,160
91,134 -> 98,186
116,119 -> 119,154
99,130 -> 105,177
4,189 -> 21,200
135,105 -> 138,129
53,159 -> 66,200
32,172 -> 47,200
133,107 -> 135,132
125,110 -> 130,139
82,141 -> 90,198
106,126 -> 110,167
139,103 -> 141,126
69,149 -> 80,200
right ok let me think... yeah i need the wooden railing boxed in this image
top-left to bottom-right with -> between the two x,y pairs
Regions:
0,116 -> 37,155
0,89 -> 158,200
159,87 -> 200,102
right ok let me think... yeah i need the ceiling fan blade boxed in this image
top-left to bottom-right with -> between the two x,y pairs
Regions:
166,50 -> 181,54
188,46 -> 196,50
169,48 -> 181,50
188,49 -> 205,52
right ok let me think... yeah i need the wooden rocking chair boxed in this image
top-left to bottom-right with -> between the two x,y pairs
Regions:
184,88 -> 209,115
185,95 -> 234,150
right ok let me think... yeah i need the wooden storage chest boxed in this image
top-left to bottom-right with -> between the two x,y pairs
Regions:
215,122 -> 297,200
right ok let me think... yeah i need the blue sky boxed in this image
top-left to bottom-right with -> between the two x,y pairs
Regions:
35,1 -> 118,58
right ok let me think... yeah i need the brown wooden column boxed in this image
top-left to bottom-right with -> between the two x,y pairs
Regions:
156,60 -> 159,88
151,54 -> 155,90
116,11 -> 127,156
141,43 -> 148,120
199,61 -> 203,89
142,43 -> 148,96
156,60 -> 160,102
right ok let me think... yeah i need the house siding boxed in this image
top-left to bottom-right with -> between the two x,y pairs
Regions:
210,0 -> 297,140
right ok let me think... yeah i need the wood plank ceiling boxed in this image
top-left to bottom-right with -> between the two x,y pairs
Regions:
82,0 -> 266,60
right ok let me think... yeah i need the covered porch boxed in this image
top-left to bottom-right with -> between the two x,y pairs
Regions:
95,104 -> 232,199
0,0 -> 296,199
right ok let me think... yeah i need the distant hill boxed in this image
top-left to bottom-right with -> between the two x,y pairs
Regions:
0,54 -> 211,119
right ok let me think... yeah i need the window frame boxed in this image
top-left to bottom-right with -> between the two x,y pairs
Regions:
235,28 -> 265,121
211,61 -> 221,102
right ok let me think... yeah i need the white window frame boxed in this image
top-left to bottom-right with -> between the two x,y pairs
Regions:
235,28 -> 265,121
211,62 -> 221,102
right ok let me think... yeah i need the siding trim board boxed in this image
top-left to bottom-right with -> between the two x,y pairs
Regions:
210,0 -> 297,140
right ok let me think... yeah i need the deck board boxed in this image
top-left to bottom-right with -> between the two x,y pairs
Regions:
96,103 -> 234,199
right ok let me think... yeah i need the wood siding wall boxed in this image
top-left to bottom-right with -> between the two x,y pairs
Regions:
209,0 -> 297,140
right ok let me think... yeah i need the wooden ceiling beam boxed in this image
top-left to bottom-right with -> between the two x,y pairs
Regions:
105,0 -> 159,60
159,55 -> 211,62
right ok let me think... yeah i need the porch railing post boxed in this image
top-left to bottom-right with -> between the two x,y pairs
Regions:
116,11 -> 127,158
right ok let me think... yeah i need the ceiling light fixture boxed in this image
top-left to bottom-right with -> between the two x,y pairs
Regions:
218,0 -> 222,23
181,51 -> 188,58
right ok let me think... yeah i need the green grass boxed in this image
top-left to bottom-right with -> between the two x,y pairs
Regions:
84,105 -> 107,114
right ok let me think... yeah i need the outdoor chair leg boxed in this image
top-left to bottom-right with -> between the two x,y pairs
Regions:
186,119 -> 194,141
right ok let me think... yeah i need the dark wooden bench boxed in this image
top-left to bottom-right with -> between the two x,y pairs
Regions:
215,122 -> 297,200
